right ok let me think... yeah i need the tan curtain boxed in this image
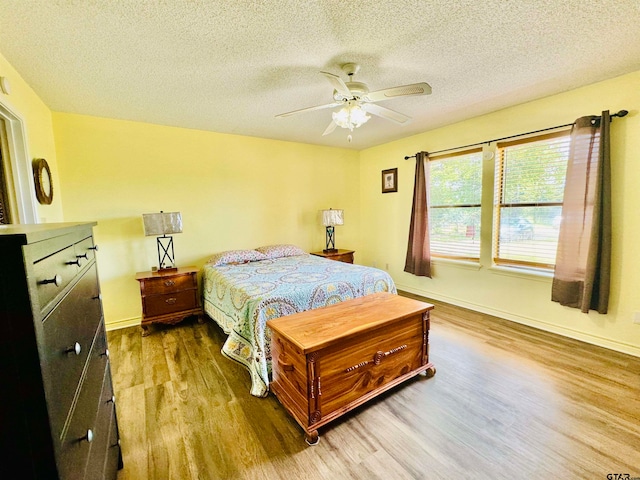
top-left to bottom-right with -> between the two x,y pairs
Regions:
404,151 -> 431,277
552,111 -> 611,313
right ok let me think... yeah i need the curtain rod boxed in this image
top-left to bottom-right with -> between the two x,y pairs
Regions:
404,109 -> 628,160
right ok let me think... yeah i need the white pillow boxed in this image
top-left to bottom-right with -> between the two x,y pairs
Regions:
207,249 -> 268,266
254,244 -> 307,259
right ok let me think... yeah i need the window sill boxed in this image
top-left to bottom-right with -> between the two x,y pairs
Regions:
488,265 -> 553,282
431,257 -> 482,271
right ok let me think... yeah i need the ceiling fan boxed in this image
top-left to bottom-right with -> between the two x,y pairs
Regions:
275,63 -> 432,139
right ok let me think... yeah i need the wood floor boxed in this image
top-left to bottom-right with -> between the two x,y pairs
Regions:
107,292 -> 640,479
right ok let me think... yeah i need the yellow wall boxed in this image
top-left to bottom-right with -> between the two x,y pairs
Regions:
359,70 -> 640,356
3,45 -> 639,356
52,113 -> 359,328
0,51 -> 63,222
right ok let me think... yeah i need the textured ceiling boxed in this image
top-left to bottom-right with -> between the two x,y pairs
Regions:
0,1 -> 639,150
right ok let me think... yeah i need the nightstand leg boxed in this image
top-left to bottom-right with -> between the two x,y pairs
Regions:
141,324 -> 151,337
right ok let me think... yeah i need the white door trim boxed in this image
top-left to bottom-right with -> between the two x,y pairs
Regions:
0,98 -> 38,224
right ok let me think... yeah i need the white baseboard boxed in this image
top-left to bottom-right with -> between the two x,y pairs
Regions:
397,283 -> 640,358
105,316 -> 141,331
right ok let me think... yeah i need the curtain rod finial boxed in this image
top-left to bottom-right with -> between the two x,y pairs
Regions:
616,110 -> 628,118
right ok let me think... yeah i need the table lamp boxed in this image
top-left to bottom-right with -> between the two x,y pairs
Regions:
322,208 -> 344,253
143,211 -> 182,271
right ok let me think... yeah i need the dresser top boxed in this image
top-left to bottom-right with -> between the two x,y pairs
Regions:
0,222 -> 97,244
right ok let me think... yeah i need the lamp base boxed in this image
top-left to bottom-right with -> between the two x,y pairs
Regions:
323,248 -> 338,254
157,266 -> 178,274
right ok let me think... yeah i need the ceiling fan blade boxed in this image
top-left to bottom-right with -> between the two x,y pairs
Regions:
322,120 -> 337,136
275,102 -> 342,118
320,71 -> 351,96
362,82 -> 432,103
362,103 -> 411,124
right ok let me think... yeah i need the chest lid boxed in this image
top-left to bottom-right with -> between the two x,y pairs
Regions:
267,292 -> 433,354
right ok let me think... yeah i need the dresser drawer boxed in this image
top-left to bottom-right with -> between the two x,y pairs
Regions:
33,244 -> 80,315
57,326 -> 109,480
84,369 -> 116,480
141,273 -> 196,295
103,408 -> 121,480
75,236 -> 98,269
103,366 -> 121,480
41,265 -> 103,438
144,289 -> 198,317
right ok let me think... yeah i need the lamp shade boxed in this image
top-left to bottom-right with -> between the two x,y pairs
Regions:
143,211 -> 183,236
322,209 -> 344,227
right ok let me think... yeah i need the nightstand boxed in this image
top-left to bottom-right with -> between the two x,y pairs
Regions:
310,249 -> 355,264
135,266 -> 203,336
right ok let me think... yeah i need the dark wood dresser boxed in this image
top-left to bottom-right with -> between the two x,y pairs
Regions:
0,222 -> 122,479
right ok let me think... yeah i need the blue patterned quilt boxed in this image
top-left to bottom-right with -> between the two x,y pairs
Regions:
202,254 -> 397,397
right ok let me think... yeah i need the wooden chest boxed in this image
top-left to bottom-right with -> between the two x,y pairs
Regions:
268,292 -> 435,445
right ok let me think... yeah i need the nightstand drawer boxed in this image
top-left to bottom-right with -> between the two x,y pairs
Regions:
142,273 -> 196,295
332,252 -> 353,263
144,289 -> 198,317
310,249 -> 355,264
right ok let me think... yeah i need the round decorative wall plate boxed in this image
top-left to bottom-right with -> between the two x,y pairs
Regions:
32,158 -> 53,205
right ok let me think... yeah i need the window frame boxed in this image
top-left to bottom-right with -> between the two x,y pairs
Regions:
428,147 -> 483,262
493,130 -> 570,270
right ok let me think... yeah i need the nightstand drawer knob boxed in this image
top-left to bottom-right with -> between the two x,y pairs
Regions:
77,253 -> 88,260
164,280 -> 175,287
89,245 -> 99,251
40,274 -> 62,287
66,258 -> 82,267
66,342 -> 81,355
101,348 -> 110,358
165,297 -> 177,305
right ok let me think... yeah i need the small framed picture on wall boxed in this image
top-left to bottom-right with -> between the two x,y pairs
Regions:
382,168 -> 398,193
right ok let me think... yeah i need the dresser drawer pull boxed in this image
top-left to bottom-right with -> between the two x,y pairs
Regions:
82,429 -> 94,443
76,253 -> 88,260
66,258 -> 82,267
165,297 -> 177,305
92,293 -> 102,301
89,245 -> 99,251
66,342 -> 82,355
345,344 -> 408,372
40,274 -> 62,287
164,280 -> 176,287
101,348 -> 110,358
108,395 -> 116,404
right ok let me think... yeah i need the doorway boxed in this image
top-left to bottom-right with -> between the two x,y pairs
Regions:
0,100 -> 38,224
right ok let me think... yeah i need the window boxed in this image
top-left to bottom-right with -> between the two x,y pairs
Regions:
429,148 -> 483,260
494,131 -> 570,269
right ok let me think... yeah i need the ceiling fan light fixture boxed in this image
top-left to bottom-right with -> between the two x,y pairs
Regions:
332,101 -> 371,131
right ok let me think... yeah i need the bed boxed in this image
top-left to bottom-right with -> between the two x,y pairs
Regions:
202,244 -> 397,397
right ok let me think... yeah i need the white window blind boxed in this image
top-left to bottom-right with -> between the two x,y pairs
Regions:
494,131 -> 570,269
429,148 -> 483,260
